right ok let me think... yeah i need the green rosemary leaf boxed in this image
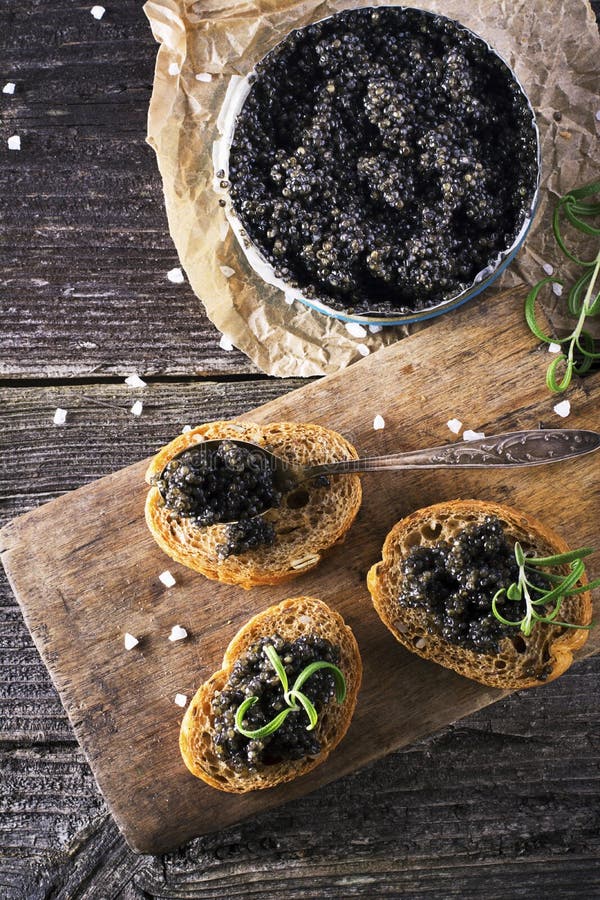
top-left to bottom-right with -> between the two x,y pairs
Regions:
545,354 -> 573,392
491,590 -> 525,627
524,548 -> 593,565
234,698 -> 294,740
292,661 -> 347,703
264,644 -> 289,694
568,269 -> 593,316
524,278 -> 557,342
287,689 -> 318,731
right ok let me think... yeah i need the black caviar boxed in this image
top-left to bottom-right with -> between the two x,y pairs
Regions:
398,516 -> 546,653
212,634 -> 340,771
157,440 -> 281,556
229,7 -> 538,315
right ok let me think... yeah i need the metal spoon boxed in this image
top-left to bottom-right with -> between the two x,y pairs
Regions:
159,428 -> 600,522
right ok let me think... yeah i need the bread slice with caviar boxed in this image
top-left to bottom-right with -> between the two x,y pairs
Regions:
367,500 -> 593,690
145,421 -> 362,589
179,596 -> 362,793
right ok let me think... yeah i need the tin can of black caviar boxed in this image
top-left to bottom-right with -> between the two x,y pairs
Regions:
213,6 -> 541,326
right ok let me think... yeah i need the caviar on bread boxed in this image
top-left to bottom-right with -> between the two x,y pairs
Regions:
144,421 -> 362,588
179,597 -> 362,793
367,500 -> 593,689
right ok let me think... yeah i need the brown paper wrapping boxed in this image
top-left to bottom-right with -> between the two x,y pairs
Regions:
144,0 -> 600,376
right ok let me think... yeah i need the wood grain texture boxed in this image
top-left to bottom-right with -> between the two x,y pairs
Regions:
2,289 -> 599,855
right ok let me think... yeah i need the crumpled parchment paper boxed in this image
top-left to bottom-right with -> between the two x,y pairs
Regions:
144,0 -> 600,376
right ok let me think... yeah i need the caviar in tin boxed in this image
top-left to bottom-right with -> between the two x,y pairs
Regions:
228,7 -> 538,315
212,634 -> 340,770
398,517 -> 547,653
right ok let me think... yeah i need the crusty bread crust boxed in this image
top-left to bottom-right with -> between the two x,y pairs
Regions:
179,597 -> 362,793
367,500 -> 592,690
145,421 -> 362,588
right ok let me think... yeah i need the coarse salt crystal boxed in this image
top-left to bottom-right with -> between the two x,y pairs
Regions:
168,62 -> 181,76
548,342 -> 562,354
159,570 -> 177,588
368,324 -> 383,334
463,429 -> 486,441
553,399 -> 571,418
542,263 -> 554,276
8,134 -> 20,150
169,625 -> 188,642
552,282 -> 563,297
195,72 -> 212,82
124,632 -> 139,650
596,110 -> 600,122
446,418 -> 462,435
174,693 -> 188,707
373,414 -> 385,430
2,82 -> 16,95
345,322 -> 367,338
130,400 -> 143,417
356,343 -> 370,357
167,267 -> 184,284
219,265 -> 235,278
53,408 -> 67,425
124,374 -> 147,388
90,5 -> 105,20
219,220 -> 229,241
219,334 -> 234,351
182,424 -> 192,433
283,290 -> 296,305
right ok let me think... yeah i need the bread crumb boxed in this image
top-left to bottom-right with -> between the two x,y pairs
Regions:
446,418 -> 462,435
167,267 -> 184,284
542,263 -> 554,276
356,343 -> 370,357
7,134 -> 20,150
159,570 -> 177,588
553,399 -> 571,418
174,693 -> 188,707
168,62 -> 181,76
130,400 -> 143,417
124,632 -> 139,650
195,72 -> 212,82
548,342 -> 562,354
2,82 -> 16,95
219,334 -> 234,351
373,414 -> 385,430
90,5 -> 105,19
345,322 -> 367,338
463,429 -> 485,441
124,374 -> 147,388
291,554 -> 320,570
169,625 -> 188,642
220,265 -> 235,278
53,408 -> 67,426
415,637 -> 427,649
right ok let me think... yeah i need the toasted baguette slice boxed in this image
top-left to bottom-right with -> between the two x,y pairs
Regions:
145,421 -> 362,588
179,596 -> 362,792
367,500 -> 592,690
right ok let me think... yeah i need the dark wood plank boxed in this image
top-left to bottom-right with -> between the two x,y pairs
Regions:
2,288 -> 599,854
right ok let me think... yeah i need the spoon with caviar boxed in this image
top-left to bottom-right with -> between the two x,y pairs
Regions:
156,430 -> 600,526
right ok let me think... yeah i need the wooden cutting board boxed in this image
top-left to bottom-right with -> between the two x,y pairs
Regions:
1,287 -> 599,854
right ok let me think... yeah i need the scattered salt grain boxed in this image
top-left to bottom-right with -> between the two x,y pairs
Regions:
542,263 -> 554,276
553,399 -> 571,418
195,72 -> 212,83
345,322 -> 367,338
356,343 -> 370,357
159,570 -> 177,588
446,418 -> 462,435
596,110 -> 600,122
283,290 -> 296,305
167,267 -> 184,284
168,62 -> 181,76
373,414 -> 385,430
552,282 -> 563,297
7,134 -> 20,150
548,342 -> 562,354
90,5 -> 105,20
182,424 -> 192,433
124,373 -> 147,389
2,82 -> 15,95
368,324 -> 383,334
124,633 -> 139,650
463,429 -> 486,441
219,220 -> 229,241
169,625 -> 188,642
53,408 -> 67,426
130,400 -> 143,417
174,693 -> 188,707
219,334 -> 234,351
219,265 -> 235,278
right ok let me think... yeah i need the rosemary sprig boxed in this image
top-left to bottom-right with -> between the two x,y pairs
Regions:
491,542 -> 599,636
525,179 -> 600,392
234,644 -> 346,740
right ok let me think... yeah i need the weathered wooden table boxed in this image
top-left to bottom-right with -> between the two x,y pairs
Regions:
1,2 -> 599,897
